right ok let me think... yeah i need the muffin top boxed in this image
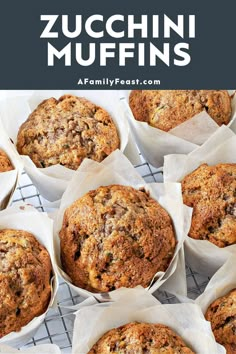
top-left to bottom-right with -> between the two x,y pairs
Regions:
205,289 -> 236,354
129,90 -> 231,131
0,229 -> 52,338
17,95 -> 120,169
88,322 -> 195,353
182,163 -> 236,247
59,185 -> 176,293
0,149 -> 14,172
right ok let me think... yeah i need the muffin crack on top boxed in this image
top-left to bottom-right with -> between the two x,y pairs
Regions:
59,185 -> 176,293
181,163 -> 236,247
17,95 -> 120,169
129,90 -> 231,131
88,322 -> 195,353
205,289 -> 236,354
0,229 -> 52,338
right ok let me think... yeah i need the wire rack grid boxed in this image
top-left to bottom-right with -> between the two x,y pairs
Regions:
10,160 -> 210,353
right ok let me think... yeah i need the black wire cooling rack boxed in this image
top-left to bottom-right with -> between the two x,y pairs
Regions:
11,161 -> 210,353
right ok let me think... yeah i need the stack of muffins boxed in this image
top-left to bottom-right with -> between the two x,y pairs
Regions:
0,90 -> 235,353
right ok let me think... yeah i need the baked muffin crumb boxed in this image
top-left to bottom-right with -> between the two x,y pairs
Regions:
17,95 -> 120,169
205,289 -> 236,354
182,163 -> 236,247
88,322 -> 195,353
129,90 -> 231,131
0,229 -> 52,338
0,149 -> 14,172
59,184 -> 176,292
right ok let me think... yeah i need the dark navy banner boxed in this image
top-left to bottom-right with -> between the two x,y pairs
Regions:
0,0 -> 235,89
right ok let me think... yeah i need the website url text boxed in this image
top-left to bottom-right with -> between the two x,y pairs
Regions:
77,78 -> 161,87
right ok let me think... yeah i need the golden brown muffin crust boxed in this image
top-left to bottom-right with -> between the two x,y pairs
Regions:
17,95 -> 120,169
182,163 -> 236,247
129,90 -> 231,131
0,149 -> 14,172
0,229 -> 52,338
88,322 -> 195,353
205,289 -> 236,354
59,185 -> 176,293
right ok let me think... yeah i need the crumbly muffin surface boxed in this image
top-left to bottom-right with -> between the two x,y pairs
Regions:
182,163 -> 236,247
0,229 -> 52,338
205,289 -> 236,354
129,90 -> 231,131
17,95 -> 120,169
0,149 -> 14,172
88,322 -> 195,353
59,185 -> 176,293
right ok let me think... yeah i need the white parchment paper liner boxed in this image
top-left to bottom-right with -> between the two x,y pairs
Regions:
71,287 -> 225,354
163,125 -> 236,276
0,204 -> 59,348
120,90 -> 236,167
0,121 -> 23,209
0,344 -> 61,354
54,149 -> 192,301
0,90 -> 140,202
196,255 -> 236,316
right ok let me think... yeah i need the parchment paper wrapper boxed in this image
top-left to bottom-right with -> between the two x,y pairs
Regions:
0,121 -> 23,209
0,204 -> 59,348
163,125 -> 236,276
196,256 -> 236,316
72,287 -> 225,354
0,344 -> 61,354
0,90 -> 140,202
120,90 -> 236,167
54,149 -> 192,301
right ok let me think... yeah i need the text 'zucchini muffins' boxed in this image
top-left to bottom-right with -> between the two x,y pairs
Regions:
0,149 -> 14,172
59,185 -> 176,293
129,90 -> 231,131
0,229 -> 52,338
88,322 -> 195,353
182,163 -> 236,247
205,289 -> 236,354
17,94 -> 120,169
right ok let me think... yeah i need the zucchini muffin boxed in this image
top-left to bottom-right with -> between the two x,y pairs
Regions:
129,90 -> 231,131
59,185 -> 176,292
0,229 -> 52,338
0,149 -> 14,172
88,322 -> 195,353
182,163 -> 236,247
17,95 -> 120,169
205,289 -> 236,354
